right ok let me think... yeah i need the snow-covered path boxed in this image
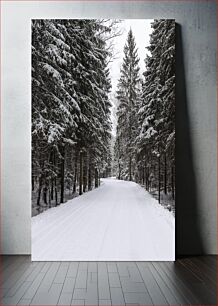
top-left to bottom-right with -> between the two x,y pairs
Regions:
32,178 -> 175,261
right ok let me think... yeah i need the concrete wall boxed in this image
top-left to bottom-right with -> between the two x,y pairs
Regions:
1,1 -> 217,255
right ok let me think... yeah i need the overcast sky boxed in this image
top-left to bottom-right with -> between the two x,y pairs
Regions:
109,19 -> 153,135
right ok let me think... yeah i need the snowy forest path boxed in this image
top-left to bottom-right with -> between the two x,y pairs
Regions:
32,178 -> 175,261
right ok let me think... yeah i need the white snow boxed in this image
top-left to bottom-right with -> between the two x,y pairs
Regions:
42,63 -> 64,86
32,178 -> 175,261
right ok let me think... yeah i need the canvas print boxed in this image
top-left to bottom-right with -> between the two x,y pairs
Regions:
31,19 -> 175,261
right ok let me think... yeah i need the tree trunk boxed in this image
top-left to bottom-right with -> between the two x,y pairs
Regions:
51,150 -> 55,201
43,186 -> 48,205
73,151 -> 78,194
88,164 -> 92,191
54,177 -> 58,206
48,187 -> 51,207
145,167 -> 149,190
37,177 -> 42,206
138,167 -> 140,184
171,165 -> 175,200
60,145 -> 65,204
79,151 -> 83,195
32,174 -> 34,191
118,161 -> 121,180
83,152 -> 87,193
164,153 -> 167,194
98,169 -> 100,187
129,156 -> 132,181
51,180 -> 54,200
142,167 -> 145,185
95,168 -> 98,188
53,151 -> 58,206
147,168 -> 150,191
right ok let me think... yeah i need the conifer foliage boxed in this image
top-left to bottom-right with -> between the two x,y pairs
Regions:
32,19 -> 113,212
114,20 -> 175,203
114,29 -> 141,181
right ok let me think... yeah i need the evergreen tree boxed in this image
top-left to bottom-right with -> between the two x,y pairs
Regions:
114,29 -> 141,181
32,19 -> 113,212
136,19 -> 175,202
32,19 -> 81,206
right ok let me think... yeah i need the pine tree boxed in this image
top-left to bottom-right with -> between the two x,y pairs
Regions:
115,29 -> 141,181
32,20 -> 81,206
32,19 -> 113,212
136,19 -> 175,203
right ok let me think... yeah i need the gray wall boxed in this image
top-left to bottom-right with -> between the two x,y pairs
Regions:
1,1 -> 217,255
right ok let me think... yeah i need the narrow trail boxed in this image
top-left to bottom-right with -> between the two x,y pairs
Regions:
32,178 -> 175,261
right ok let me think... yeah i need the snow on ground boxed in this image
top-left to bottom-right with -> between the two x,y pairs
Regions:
32,178 -> 175,261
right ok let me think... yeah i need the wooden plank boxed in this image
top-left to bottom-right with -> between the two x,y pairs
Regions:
23,271 -> 47,300
189,257 -> 217,285
17,298 -> 32,305
127,264 -> 143,282
36,262 -> 60,293
116,262 -> 130,277
1,287 -> 9,297
4,262 -> 42,297
98,262 -> 111,300
58,292 -> 72,305
120,278 -> 147,293
1,256 -> 16,272
108,272 -> 121,288
88,262 -> 97,273
78,262 -> 88,271
67,262 -> 79,278
40,262 -> 52,274
75,269 -> 87,289
107,263 -> 117,273
2,281 -> 32,305
25,262 -> 46,282
53,262 -> 69,284
73,288 -> 86,300
31,283 -> 63,305
175,259 -> 204,283
2,256 -> 27,277
171,260 -> 216,304
155,262 -> 199,304
0,255 -> 217,306
22,263 -> 51,300
85,282 -> 98,305
137,263 -> 168,305
145,262 -> 180,305
71,299 -> 85,305
110,287 -> 125,305
62,277 -> 76,293
199,255 -> 217,271
2,257 -> 32,289
199,255 -> 217,268
99,299 -> 112,305
123,292 -> 153,305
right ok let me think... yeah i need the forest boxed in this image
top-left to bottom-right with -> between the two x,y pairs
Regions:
114,20 -> 175,206
32,19 -> 175,215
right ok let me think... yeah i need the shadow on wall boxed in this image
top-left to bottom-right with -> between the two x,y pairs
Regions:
175,24 -> 205,257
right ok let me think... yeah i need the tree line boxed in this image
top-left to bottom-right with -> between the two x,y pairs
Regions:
114,20 -> 175,203
32,19 -> 114,209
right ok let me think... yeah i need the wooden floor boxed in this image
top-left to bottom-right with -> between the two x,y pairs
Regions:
0,256 -> 217,305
